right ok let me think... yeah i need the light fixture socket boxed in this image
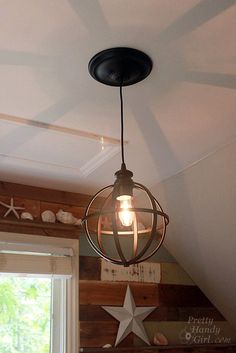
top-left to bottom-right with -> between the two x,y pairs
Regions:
113,163 -> 134,199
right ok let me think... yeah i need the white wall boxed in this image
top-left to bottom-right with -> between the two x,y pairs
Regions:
151,140 -> 236,329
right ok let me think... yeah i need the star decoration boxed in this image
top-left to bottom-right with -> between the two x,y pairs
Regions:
0,198 -> 25,219
102,285 -> 156,346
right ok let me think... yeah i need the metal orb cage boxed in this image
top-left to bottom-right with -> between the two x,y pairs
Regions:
82,169 -> 169,266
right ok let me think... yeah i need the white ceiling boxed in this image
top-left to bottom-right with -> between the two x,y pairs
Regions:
0,0 -> 235,195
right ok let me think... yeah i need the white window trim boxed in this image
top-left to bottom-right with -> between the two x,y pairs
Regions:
0,231 -> 79,353
51,278 -> 67,353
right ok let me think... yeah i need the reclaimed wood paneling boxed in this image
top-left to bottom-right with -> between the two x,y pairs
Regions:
158,284 -> 212,307
143,321 -> 236,347
0,180 -> 103,207
80,256 -> 194,286
80,321 -> 133,347
0,182 -> 103,237
177,307 -> 225,321
80,257 -> 101,280
79,256 -> 229,350
0,196 -> 41,219
161,263 -> 194,286
0,181 -> 95,238
101,260 -> 161,283
80,281 -> 159,306
79,281 -> 212,307
79,305 -> 225,323
40,201 -> 86,220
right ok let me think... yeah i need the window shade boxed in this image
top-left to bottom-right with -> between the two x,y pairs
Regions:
0,242 -> 73,277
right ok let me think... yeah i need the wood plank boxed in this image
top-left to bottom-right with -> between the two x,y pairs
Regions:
40,202 -> 99,229
0,180 -> 104,208
158,284 -> 212,307
80,257 -> 101,280
101,260 -> 161,283
79,281 -> 212,307
80,257 -> 195,285
40,201 -> 86,220
79,305 -> 225,322
0,196 -> 41,220
80,321 -> 133,348
80,256 -> 162,283
79,281 -> 159,306
143,321 -> 236,347
177,307 -> 225,321
79,305 -> 180,322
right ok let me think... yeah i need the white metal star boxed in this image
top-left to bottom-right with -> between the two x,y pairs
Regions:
0,198 -> 25,219
102,285 -> 156,346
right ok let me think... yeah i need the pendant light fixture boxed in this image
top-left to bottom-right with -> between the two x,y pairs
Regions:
82,47 -> 169,266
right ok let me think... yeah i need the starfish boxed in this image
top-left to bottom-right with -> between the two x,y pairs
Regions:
102,285 -> 156,346
0,198 -> 25,219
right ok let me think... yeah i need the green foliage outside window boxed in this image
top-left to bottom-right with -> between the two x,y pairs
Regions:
0,277 -> 51,353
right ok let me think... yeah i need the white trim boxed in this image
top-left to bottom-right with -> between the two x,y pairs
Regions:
67,240 -> 79,353
51,279 -> 67,353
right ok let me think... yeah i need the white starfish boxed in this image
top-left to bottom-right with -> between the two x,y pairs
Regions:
0,198 -> 25,219
102,285 -> 156,346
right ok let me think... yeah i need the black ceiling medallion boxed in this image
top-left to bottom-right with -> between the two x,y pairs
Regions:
82,47 -> 169,267
88,47 -> 153,86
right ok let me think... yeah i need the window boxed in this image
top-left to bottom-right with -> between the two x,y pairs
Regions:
0,232 -> 79,353
0,276 -> 52,353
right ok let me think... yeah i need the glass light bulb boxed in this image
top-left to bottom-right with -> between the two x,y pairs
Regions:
117,195 -> 134,227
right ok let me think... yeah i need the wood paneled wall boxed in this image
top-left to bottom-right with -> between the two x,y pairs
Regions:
1,181 -> 235,352
79,257 -> 232,349
0,180 -> 99,238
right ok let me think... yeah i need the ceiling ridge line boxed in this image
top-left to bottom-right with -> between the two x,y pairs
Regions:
150,136 -> 236,187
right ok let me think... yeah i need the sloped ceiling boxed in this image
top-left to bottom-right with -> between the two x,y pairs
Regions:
0,0 -> 235,194
0,0 -> 236,329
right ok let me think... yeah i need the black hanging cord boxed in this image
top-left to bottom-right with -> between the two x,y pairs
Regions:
119,85 -> 125,167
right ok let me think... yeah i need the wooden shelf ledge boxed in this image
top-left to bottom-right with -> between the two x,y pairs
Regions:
80,343 -> 236,352
0,218 -> 80,238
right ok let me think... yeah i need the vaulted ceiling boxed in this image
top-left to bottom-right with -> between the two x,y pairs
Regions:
0,0 -> 235,194
1,0 -> 236,332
